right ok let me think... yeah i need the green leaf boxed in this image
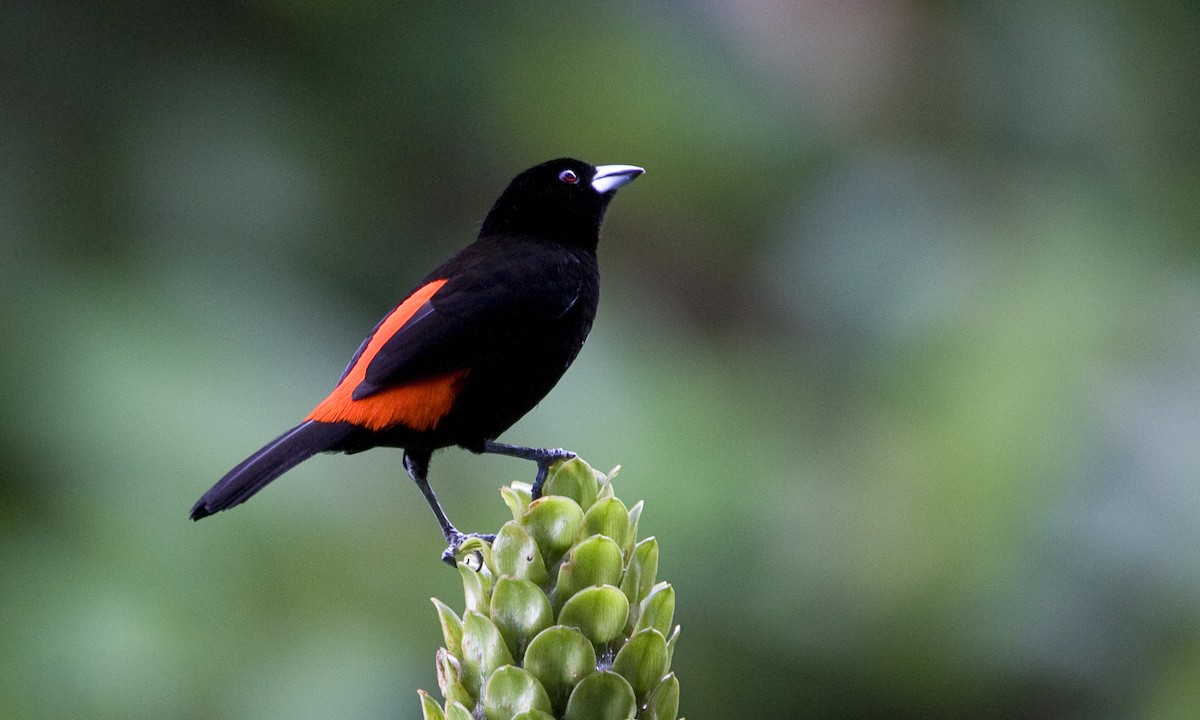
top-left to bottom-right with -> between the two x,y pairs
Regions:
483,665 -> 553,720
611,628 -> 667,702
644,673 -> 679,720
558,585 -> 630,647
520,496 -> 584,564
461,611 -> 515,699
582,497 -> 630,547
541,457 -> 599,509
634,582 -> 675,637
523,625 -> 597,713
489,577 -> 554,661
619,538 -> 659,628
555,535 -> 624,610
431,598 -> 463,658
418,689 -> 445,720
563,671 -> 637,720
489,522 -> 548,585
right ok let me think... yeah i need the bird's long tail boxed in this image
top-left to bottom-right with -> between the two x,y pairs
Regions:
190,420 -> 354,520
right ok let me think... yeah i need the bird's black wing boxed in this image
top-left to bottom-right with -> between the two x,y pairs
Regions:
351,240 -> 587,400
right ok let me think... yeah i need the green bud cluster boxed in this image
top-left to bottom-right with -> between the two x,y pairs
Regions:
420,458 -> 682,720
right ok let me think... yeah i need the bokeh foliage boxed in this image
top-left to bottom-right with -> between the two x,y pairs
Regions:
3,2 -> 1200,719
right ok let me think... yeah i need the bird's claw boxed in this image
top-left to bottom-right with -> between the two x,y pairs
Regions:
545,448 -> 576,461
441,531 -> 497,567
531,448 -> 576,500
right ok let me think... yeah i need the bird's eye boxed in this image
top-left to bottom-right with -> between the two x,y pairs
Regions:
558,169 -> 579,185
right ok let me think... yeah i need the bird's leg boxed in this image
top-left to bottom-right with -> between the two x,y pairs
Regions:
403,450 -> 457,543
479,441 -> 576,500
404,449 -> 494,567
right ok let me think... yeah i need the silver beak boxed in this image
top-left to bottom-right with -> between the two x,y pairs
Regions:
591,164 -> 645,194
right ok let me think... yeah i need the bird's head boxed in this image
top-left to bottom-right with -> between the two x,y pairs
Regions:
480,158 -> 644,249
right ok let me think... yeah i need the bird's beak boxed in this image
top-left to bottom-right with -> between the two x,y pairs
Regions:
592,164 -> 645,194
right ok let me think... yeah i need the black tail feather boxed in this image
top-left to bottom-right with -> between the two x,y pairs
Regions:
190,420 -> 353,520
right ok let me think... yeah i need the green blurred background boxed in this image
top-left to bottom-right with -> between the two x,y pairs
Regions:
4,2 -> 1200,718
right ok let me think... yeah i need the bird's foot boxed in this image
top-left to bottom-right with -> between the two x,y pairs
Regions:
441,531 -> 497,568
477,441 -> 578,500
530,448 -> 576,500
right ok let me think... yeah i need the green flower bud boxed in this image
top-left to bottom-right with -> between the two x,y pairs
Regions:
611,628 -> 667,703
554,535 -> 624,610
521,496 -> 584,565
420,459 -> 681,719
634,582 -> 675,638
619,538 -> 659,629
455,535 -> 494,570
431,598 -> 463,658
664,625 -> 681,673
625,501 -> 643,556
562,671 -> 637,720
581,497 -> 630,548
436,648 -> 473,710
502,484 -> 533,521
418,689 -> 445,720
459,562 -> 489,615
511,711 -> 556,720
523,626 -> 596,713
541,458 -> 599,510
490,521 -> 548,585
490,577 -> 554,661
558,585 -> 630,648
483,665 -> 553,720
644,673 -> 679,720
461,611 -> 515,699
445,701 -> 474,720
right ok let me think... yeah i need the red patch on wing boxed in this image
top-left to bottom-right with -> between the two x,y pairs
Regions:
305,279 -> 469,432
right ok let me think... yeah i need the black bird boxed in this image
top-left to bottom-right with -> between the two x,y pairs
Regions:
190,158 -> 643,563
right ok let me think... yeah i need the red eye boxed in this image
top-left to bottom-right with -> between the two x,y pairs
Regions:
558,169 -> 579,185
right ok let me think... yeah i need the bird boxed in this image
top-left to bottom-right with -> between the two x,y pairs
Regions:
190,158 -> 643,563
